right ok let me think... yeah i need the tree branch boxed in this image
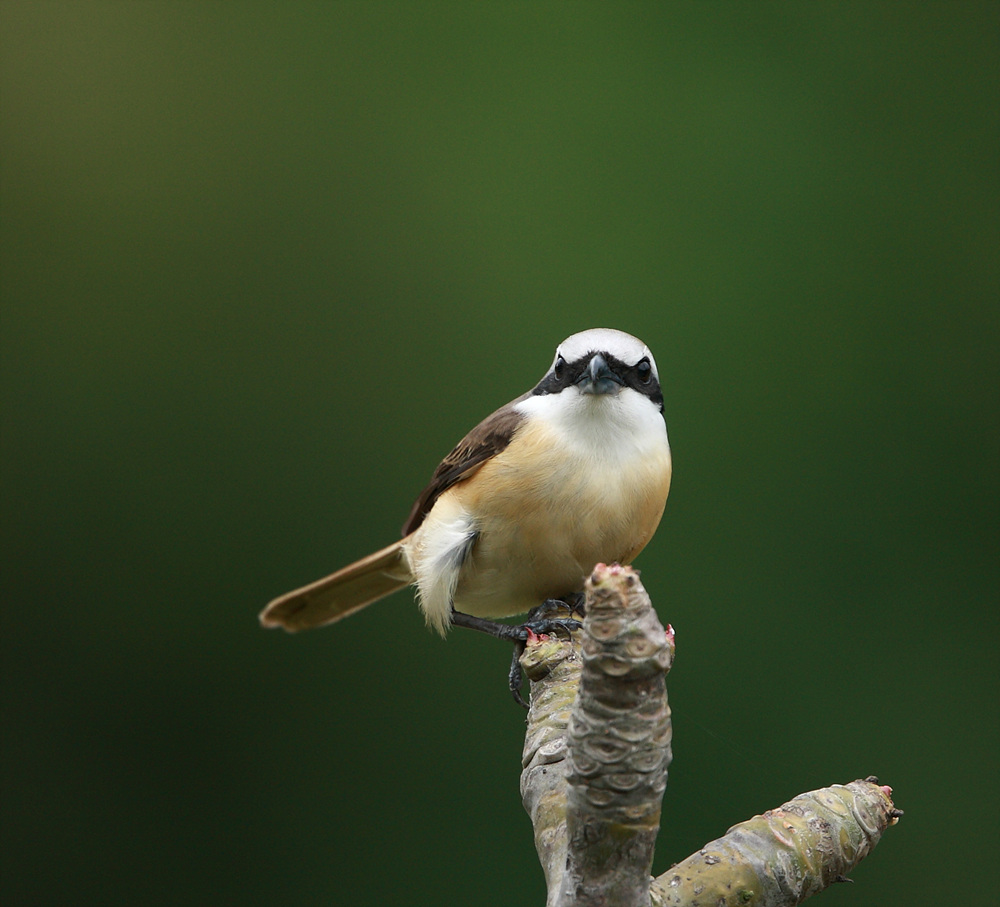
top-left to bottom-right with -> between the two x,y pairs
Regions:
521,562 -> 673,907
518,563 -> 901,907
650,778 -> 900,907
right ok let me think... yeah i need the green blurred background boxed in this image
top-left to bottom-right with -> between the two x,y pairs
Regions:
2,3 -> 996,905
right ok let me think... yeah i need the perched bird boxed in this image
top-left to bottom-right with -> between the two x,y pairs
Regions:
261,328 -> 672,700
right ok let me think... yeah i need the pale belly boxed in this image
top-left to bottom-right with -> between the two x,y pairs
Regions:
450,427 -> 671,618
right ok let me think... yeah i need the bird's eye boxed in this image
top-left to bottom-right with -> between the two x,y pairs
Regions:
636,358 -> 652,384
554,355 -> 566,379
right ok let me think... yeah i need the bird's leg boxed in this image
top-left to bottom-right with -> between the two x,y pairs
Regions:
450,594 -> 585,708
448,610 -> 529,641
449,601 -> 583,643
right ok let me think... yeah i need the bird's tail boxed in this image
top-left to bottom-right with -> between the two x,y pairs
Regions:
259,538 -> 414,632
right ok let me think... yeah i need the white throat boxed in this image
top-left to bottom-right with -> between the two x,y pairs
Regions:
515,386 -> 668,463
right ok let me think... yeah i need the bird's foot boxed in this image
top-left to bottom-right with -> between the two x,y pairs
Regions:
513,595 -> 585,708
509,640 -> 529,708
450,596 -> 584,709
523,593 -> 585,633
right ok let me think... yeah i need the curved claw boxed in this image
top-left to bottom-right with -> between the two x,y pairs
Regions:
519,616 -> 583,639
449,602 -> 583,709
509,640 -> 529,709
508,613 -> 582,707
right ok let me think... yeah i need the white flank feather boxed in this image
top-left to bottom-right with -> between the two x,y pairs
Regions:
408,506 -> 477,637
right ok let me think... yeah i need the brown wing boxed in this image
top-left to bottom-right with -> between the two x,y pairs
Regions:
401,394 -> 528,535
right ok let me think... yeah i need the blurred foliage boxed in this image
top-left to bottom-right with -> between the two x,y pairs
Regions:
2,3 -> 997,905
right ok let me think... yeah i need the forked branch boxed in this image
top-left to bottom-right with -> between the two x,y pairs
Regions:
518,563 -> 900,907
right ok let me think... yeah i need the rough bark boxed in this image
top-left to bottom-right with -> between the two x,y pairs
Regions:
649,779 -> 900,907
518,563 -> 900,907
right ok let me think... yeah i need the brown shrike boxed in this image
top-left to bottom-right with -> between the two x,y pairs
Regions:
260,328 -> 671,701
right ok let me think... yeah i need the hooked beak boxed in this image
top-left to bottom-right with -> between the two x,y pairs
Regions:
575,353 -> 624,396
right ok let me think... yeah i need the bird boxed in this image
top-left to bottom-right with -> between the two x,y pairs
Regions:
260,328 -> 672,700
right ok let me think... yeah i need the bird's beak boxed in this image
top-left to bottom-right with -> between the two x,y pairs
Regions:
576,353 -> 625,396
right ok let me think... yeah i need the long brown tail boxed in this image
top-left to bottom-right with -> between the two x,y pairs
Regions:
260,538 -> 413,632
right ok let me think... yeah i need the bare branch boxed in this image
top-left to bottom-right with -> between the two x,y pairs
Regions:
521,563 -> 674,907
650,779 -> 900,906
518,565 -> 902,907
520,633 -> 580,907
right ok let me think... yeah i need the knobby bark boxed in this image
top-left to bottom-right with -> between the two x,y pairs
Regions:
518,563 -> 900,907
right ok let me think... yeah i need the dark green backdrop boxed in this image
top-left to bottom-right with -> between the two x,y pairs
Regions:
2,4 -> 997,905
